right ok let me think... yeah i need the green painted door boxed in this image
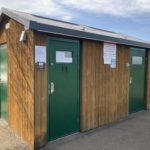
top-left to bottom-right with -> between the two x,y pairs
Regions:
47,37 -> 80,141
0,44 -> 8,120
129,48 -> 146,114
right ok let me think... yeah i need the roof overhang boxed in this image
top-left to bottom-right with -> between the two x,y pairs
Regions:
1,7 -> 150,49
0,8 -> 30,28
29,21 -> 150,49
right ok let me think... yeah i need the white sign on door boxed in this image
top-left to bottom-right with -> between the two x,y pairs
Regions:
56,51 -> 72,63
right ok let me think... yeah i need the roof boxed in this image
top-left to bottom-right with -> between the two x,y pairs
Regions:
1,7 -> 150,48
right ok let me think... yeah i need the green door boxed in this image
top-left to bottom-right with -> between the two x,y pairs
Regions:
0,44 -> 8,120
129,48 -> 146,114
47,37 -> 80,140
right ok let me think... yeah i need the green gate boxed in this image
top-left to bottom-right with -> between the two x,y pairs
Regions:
0,44 -> 8,120
47,37 -> 80,140
129,48 -> 146,114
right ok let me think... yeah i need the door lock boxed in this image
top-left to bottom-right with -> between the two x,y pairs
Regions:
130,77 -> 132,84
48,82 -> 55,94
50,82 -> 55,94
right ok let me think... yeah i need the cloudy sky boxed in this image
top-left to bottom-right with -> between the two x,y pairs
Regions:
1,0 -> 150,41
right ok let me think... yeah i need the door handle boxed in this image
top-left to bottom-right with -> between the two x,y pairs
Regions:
130,77 -> 132,84
50,82 -> 55,94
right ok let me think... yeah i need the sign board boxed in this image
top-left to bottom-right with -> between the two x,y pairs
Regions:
103,42 -> 117,68
111,58 -> 116,68
56,51 -> 73,63
35,46 -> 46,63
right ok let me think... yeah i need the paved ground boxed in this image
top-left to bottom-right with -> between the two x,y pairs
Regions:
0,119 -> 30,150
39,111 -> 150,150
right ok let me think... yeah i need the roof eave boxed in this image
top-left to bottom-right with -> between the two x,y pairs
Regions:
29,21 -> 150,49
1,8 -> 150,49
0,8 -> 30,28
0,13 -> 4,23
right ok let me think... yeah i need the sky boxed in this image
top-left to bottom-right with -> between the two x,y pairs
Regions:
1,0 -> 150,41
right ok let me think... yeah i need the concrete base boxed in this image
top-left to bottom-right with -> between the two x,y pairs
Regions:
39,111 -> 150,150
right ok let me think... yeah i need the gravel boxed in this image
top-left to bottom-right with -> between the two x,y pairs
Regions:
0,119 -> 30,150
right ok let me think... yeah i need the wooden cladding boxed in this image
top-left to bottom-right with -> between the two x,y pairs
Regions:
8,20 -> 34,148
0,18 -> 34,149
1,17 -> 150,149
81,40 -> 130,131
34,32 -> 47,148
0,16 -> 8,44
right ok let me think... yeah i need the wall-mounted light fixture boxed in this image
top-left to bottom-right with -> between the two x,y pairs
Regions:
19,30 -> 27,42
5,23 -> 10,30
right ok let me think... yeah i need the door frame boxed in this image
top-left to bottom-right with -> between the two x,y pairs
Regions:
0,43 -> 8,121
47,36 -> 80,141
129,47 -> 147,114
